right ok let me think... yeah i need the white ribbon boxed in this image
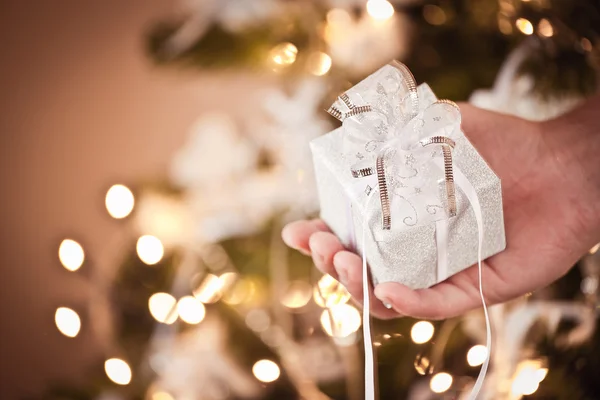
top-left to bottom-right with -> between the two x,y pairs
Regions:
359,161 -> 490,399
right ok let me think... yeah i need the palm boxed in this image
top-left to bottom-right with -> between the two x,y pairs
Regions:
283,103 -> 597,319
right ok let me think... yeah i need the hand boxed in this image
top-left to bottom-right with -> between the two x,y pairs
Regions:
282,100 -> 600,320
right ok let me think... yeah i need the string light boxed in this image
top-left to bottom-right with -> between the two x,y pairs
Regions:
516,18 -> 534,35
281,281 -> 312,309
55,307 -> 81,338
430,372 -> 453,393
366,0 -> 395,21
148,292 -> 177,324
136,235 -> 164,265
467,344 -> 488,367
410,321 -> 435,344
58,239 -> 85,271
307,52 -> 332,76
176,295 -> 206,324
105,184 -> 134,219
105,358 -> 132,385
414,354 -> 432,375
252,359 -> 280,383
538,19 -> 554,37
193,273 -> 223,303
314,274 -> 350,307
320,304 -> 361,337
269,43 -> 298,66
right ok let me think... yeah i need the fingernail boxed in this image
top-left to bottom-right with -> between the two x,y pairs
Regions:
298,248 -> 311,256
375,294 -> 393,309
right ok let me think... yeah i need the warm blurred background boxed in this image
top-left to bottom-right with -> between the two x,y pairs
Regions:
0,1 -> 598,399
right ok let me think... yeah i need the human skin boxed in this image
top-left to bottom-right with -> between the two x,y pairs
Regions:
282,97 -> 600,320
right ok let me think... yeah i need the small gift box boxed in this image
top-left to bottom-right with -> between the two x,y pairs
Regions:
310,61 -> 506,290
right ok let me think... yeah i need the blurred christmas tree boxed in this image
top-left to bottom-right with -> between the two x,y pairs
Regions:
46,1 -> 599,400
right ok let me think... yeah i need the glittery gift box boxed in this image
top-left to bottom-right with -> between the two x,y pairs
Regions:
310,63 -> 506,289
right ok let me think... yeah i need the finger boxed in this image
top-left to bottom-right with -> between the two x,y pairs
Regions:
333,251 -> 398,319
309,231 -> 345,277
373,261 -> 500,320
282,219 -> 329,255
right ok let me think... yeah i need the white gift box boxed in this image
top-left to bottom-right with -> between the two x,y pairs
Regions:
310,62 -> 506,289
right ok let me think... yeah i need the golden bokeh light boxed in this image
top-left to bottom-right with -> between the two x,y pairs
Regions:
538,19 -> 554,37
151,391 -> 175,400
410,321 -> 435,344
176,295 -> 206,324
511,360 -> 548,397
366,0 -> 395,21
269,43 -> 298,66
136,235 -> 164,265
320,304 -> 361,337
590,242 -> 600,254
430,372 -> 453,393
252,359 -> 280,383
245,309 -> 271,332
423,5 -> 447,26
104,358 -> 132,385
148,292 -> 177,324
58,239 -> 85,271
314,274 -> 351,307
105,184 -> 135,219
281,281 -> 312,309
55,307 -> 81,338
516,18 -> 534,35
193,273 -> 223,303
307,52 -> 332,76
326,8 -> 352,26
467,344 -> 488,367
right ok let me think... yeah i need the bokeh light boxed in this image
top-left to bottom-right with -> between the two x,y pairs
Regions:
136,235 -> 164,265
516,18 -> 534,35
366,0 -> 395,20
55,307 -> 81,338
314,274 -> 350,307
538,18 -> 554,37
252,360 -> 280,383
590,242 -> 600,254
151,391 -> 174,400
511,360 -> 548,397
58,239 -> 85,271
430,372 -> 453,393
467,344 -> 488,367
307,52 -> 332,76
410,321 -> 435,344
320,304 -> 361,337
104,358 -> 132,385
246,309 -> 271,332
176,295 -> 206,324
148,292 -> 177,324
280,281 -> 312,309
193,273 -> 223,303
105,184 -> 134,219
270,43 -> 298,66
423,5 -> 447,26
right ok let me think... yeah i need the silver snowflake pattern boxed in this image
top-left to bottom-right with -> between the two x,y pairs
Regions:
414,187 -> 422,194
356,152 -> 365,160
405,153 -> 416,165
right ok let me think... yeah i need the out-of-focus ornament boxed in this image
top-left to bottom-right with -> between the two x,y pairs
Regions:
105,184 -> 135,219
325,4 -> 410,76
151,317 -> 260,399
58,239 -> 85,271
55,307 -> 81,338
104,358 -> 132,385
